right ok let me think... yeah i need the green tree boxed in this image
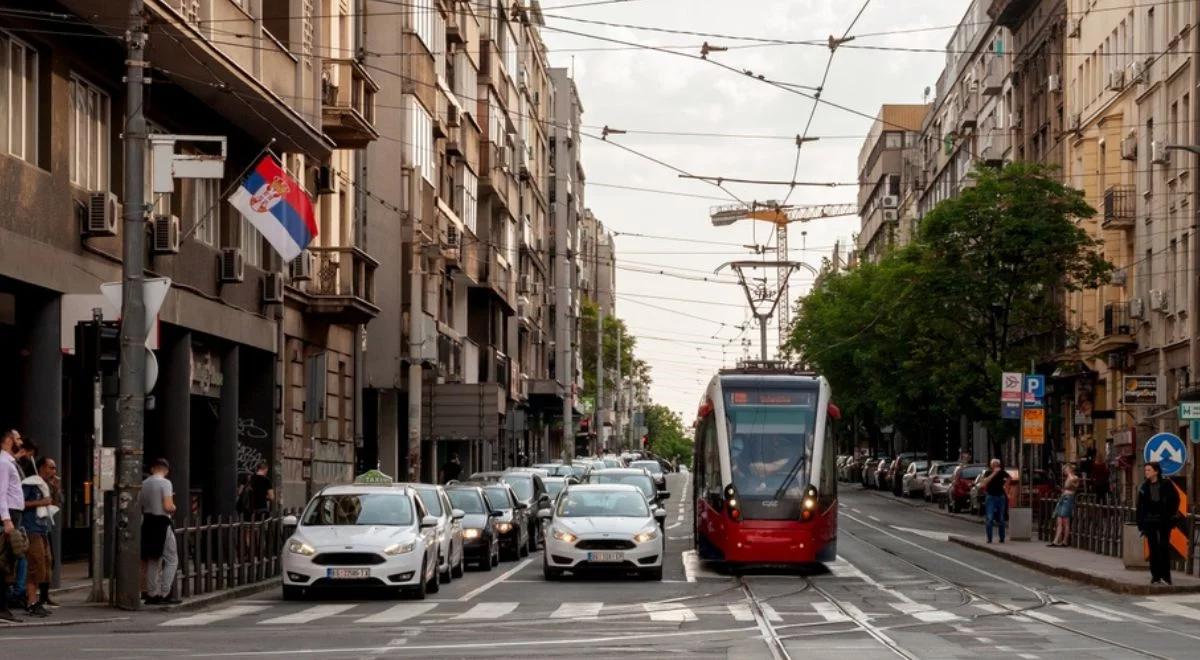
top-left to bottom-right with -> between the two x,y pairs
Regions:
643,403 -> 693,465
579,300 -> 646,407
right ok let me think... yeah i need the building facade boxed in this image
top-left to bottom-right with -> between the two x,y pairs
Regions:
856,104 -> 929,262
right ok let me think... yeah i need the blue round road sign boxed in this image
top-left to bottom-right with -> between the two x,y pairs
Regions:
1143,433 -> 1188,477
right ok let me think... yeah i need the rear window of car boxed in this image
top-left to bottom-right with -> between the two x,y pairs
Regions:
485,488 -> 511,510
960,467 -> 985,479
935,464 -> 958,475
447,489 -> 485,514
631,461 -> 663,474
414,488 -> 444,516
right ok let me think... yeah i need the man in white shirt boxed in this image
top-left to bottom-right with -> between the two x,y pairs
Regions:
0,429 -> 26,622
140,458 -> 179,605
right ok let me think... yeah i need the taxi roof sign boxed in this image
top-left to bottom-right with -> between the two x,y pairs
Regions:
353,470 -> 394,485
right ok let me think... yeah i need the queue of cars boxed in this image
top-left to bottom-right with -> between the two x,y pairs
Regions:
279,454 -> 673,599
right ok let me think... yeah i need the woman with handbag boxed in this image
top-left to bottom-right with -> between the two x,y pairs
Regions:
1047,465 -> 1080,547
1136,462 -> 1180,585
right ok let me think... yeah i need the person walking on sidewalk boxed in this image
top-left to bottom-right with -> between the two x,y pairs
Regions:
140,458 -> 180,605
1136,462 -> 1180,585
982,459 -> 1010,544
1048,465 -> 1080,547
18,458 -> 54,618
0,429 -> 27,622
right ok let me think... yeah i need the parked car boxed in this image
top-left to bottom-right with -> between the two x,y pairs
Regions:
970,467 -> 1020,515
946,464 -> 986,513
861,458 -> 881,488
874,458 -> 893,490
444,483 -> 502,571
924,462 -> 960,501
539,484 -> 666,581
482,482 -> 532,560
410,483 -> 466,584
501,470 -> 551,552
889,453 -> 929,496
470,471 -> 505,483
900,460 -> 931,498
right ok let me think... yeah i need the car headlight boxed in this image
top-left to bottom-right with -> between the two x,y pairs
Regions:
287,539 -> 316,556
633,527 -> 659,544
463,528 -> 482,540
495,522 -> 513,534
551,528 -> 576,543
384,540 -> 417,555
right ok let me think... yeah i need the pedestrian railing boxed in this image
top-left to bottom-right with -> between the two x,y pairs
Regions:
172,512 -> 296,599
1035,495 -> 1200,574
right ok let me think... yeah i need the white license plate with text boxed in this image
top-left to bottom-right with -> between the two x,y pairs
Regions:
327,568 -> 371,579
588,552 -> 623,562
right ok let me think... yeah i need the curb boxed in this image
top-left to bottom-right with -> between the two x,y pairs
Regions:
0,616 -> 130,629
949,535 -> 1200,595
159,578 -> 280,613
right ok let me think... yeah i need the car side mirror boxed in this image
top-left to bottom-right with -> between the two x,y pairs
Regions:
536,508 -> 553,519
281,515 -> 298,532
658,491 -> 670,501
451,508 -> 465,521
653,508 -> 667,521
515,502 -> 529,510
489,510 -> 504,517
420,515 -> 439,529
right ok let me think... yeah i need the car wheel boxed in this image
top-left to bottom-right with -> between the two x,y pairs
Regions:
543,558 -> 563,581
519,533 -> 530,557
427,558 -> 441,594
282,585 -> 305,601
439,555 -> 452,584
492,545 -> 501,567
452,551 -> 465,579
410,562 -> 428,600
641,566 -> 663,581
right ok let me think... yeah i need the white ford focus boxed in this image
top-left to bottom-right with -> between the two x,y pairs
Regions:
540,484 -> 667,581
281,482 -> 441,599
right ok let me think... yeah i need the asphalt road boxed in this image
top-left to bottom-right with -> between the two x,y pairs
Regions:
10,475 -> 1200,659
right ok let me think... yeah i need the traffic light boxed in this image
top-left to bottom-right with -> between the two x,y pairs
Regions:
76,319 -> 121,375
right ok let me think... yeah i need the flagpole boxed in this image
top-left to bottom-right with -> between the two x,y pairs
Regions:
180,138 -> 277,242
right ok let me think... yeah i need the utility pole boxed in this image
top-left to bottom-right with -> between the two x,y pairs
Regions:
87,309 -> 106,604
407,168 -> 423,482
614,326 -> 622,447
115,0 -> 148,611
557,205 -> 573,466
595,300 -> 603,456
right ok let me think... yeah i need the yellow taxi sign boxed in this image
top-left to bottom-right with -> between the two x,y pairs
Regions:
353,470 -> 394,485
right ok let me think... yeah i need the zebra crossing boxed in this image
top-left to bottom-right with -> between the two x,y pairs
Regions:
156,596 -> 1167,628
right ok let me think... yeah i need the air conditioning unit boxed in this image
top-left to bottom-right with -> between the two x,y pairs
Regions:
1151,140 -> 1171,165
1111,269 -> 1127,286
315,165 -> 335,195
1067,17 -> 1081,38
882,209 -> 899,223
518,274 -> 531,294
1106,68 -> 1125,91
85,191 -> 120,236
518,69 -> 528,89
881,195 -> 899,209
1068,113 -> 1081,132
1150,289 -> 1168,312
151,214 -> 180,254
1048,73 -> 1061,93
1129,60 -> 1147,84
219,247 -> 245,283
262,272 -> 285,304
289,249 -> 313,281
531,281 -> 543,296
1129,298 -> 1145,319
1120,135 -> 1138,161
1010,110 -> 1023,129
445,224 -> 460,248
446,104 -> 461,128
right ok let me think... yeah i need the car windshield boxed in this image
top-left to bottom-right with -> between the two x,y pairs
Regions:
567,465 -> 587,478
301,493 -> 414,526
912,461 -> 929,472
724,387 -> 817,497
935,464 -> 958,475
602,459 -> 621,468
588,474 -> 655,499
485,488 -> 511,510
413,488 -> 443,516
631,461 -> 663,475
502,476 -> 534,500
960,467 -> 985,480
556,489 -> 650,518
446,489 -> 486,514
545,480 -> 566,497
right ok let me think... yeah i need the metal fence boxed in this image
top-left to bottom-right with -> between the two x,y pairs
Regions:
1035,494 -> 1199,574
172,512 -> 295,599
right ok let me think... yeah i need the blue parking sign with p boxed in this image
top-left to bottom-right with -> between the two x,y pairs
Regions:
1024,375 -> 1045,407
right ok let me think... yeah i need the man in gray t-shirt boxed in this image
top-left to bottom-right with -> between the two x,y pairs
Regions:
140,459 -> 179,604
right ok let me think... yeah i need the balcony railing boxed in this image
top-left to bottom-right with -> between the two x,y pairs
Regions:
304,246 -> 380,324
321,59 -> 380,148
1102,185 -> 1136,229
1103,302 -> 1133,337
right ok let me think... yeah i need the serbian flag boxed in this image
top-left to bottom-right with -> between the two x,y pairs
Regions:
228,155 -> 317,262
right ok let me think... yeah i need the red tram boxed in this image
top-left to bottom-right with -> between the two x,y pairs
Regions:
692,365 -> 838,565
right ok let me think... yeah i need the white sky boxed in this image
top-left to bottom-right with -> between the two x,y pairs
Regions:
540,0 -> 972,421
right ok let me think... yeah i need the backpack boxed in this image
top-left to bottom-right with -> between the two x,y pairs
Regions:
236,476 -> 254,514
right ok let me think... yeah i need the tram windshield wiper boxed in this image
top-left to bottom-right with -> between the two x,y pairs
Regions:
772,457 -> 806,501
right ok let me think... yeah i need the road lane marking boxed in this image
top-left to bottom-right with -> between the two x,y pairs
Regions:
643,602 -> 697,622
161,605 -> 270,627
1020,610 -> 1065,624
1018,654 -> 1039,659
1077,602 -> 1155,622
454,602 -> 519,619
666,522 -> 681,530
889,602 -> 960,623
812,602 -> 851,622
890,525 -> 950,542
259,604 -> 355,625
759,603 -> 782,622
356,603 -> 437,624
457,557 -> 532,601
682,550 -> 698,582
1136,599 -> 1200,621
974,637 -> 994,644
727,603 -> 754,621
868,515 -> 881,522
551,602 -> 603,619
1055,603 -> 1125,622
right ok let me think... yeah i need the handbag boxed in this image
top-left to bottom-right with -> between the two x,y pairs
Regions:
6,528 -> 28,558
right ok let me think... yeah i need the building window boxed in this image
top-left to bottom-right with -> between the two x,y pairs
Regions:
240,212 -> 262,267
407,96 -> 434,183
69,74 -> 110,190
501,22 -> 518,78
187,178 -> 219,246
407,0 -> 435,53
505,217 -> 517,265
2,33 -> 39,165
885,132 -> 902,149
456,164 -> 478,235
454,51 -> 477,108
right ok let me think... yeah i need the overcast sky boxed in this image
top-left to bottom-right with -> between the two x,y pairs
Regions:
539,0 -> 971,422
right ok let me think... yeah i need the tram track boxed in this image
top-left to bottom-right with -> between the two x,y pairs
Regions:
738,577 -> 792,660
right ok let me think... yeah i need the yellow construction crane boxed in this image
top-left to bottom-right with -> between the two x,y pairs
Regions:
710,201 -> 858,351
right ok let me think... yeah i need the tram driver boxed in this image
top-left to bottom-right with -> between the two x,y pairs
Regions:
732,434 -> 805,497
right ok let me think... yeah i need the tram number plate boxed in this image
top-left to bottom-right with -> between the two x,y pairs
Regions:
588,552 -> 624,563
327,568 -> 371,579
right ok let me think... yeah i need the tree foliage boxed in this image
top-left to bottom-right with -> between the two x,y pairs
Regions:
643,403 -> 693,465
579,300 -> 648,407
788,163 -> 1110,438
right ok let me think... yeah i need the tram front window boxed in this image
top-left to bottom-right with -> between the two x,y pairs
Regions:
725,389 -> 816,501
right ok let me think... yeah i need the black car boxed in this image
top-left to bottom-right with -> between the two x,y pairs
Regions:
482,482 -> 531,561
444,484 -> 501,570
629,460 -> 667,491
585,468 -> 666,507
501,470 -> 551,552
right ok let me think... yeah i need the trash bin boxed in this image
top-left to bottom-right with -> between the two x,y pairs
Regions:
1008,507 -> 1032,541
1123,523 -> 1148,568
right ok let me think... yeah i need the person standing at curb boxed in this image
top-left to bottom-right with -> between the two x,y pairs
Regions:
1136,462 -> 1180,586
0,429 -> 26,623
981,459 -> 1009,544
140,458 -> 180,605
1048,465 -> 1080,547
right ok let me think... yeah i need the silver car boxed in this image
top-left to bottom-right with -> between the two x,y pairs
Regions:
410,483 -> 466,584
924,462 -> 959,501
901,460 -> 931,497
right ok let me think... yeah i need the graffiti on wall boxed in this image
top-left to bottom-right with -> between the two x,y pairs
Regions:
237,416 -> 270,476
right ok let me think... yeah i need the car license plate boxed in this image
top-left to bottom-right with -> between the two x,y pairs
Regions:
327,568 -> 370,579
588,552 -> 623,563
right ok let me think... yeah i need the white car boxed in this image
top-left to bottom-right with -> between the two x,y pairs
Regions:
281,484 -> 441,599
540,484 -> 667,581
410,483 -> 466,584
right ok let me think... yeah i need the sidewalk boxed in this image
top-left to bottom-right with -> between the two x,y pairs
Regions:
950,535 -> 1200,595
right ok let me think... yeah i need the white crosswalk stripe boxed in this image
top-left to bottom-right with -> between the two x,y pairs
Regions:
356,603 -> 438,624
812,602 -> 851,622
727,603 -> 754,621
643,602 -> 698,622
889,602 -> 961,623
1054,603 -> 1126,622
1136,599 -> 1200,622
161,605 -> 270,627
259,604 -> 356,625
759,603 -> 782,622
551,602 -> 603,619
454,602 -> 519,620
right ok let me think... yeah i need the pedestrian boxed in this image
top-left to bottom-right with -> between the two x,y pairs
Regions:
237,462 -> 275,520
14,438 -> 36,478
18,456 -> 54,617
140,458 -> 180,605
1048,465 -> 1080,547
8,437 -> 36,606
36,457 -> 61,608
0,429 -> 27,622
1136,462 -> 1181,586
981,458 -> 1010,544
441,453 -> 463,484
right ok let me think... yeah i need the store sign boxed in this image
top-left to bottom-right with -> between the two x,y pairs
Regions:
1022,408 -> 1045,444
1122,375 -> 1163,406
190,346 -> 224,397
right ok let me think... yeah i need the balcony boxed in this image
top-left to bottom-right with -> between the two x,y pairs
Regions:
430,382 -> 507,440
1102,185 -> 1136,230
486,247 -> 515,305
987,0 -> 1036,29
1093,301 -> 1136,354
303,246 -> 380,324
321,59 -> 380,148
981,61 -> 1003,97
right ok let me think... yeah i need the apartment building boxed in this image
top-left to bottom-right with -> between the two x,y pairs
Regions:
579,209 -> 616,317
856,104 -> 929,262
